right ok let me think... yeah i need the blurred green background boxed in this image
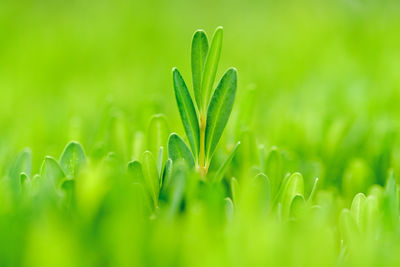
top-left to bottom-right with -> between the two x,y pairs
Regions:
1,0 -> 400,184
1,1 -> 400,266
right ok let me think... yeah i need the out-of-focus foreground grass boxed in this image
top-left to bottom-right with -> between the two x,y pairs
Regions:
1,0 -> 400,266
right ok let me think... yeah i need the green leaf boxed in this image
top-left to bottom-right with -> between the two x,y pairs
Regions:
214,142 -> 241,183
159,159 -> 173,201
60,141 -> 86,179
280,172 -> 304,219
20,172 -> 31,193
307,177 -> 319,203
351,193 -> 366,230
20,172 -> 29,186
41,156 -> 66,188
167,133 -> 195,168
205,68 -> 237,161
146,114 -> 169,162
162,159 -> 173,186
10,148 -> 32,178
290,194 -> 306,220
9,148 -> 32,193
201,26 -> 223,112
191,30 -> 209,108
141,151 -> 160,208
132,131 -> 145,160
172,68 -> 200,159
128,160 -> 144,183
61,179 -> 75,207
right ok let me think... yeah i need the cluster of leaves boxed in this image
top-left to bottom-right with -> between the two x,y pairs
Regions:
172,27 -> 238,176
4,136 -> 400,266
1,27 -> 400,267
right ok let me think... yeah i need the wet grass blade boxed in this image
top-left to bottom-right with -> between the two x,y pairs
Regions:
201,26 -> 223,112
172,68 -> 200,160
205,68 -> 237,162
167,133 -> 195,169
60,141 -> 86,179
191,30 -> 208,108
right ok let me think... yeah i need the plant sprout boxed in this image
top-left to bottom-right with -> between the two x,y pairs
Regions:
172,27 -> 238,177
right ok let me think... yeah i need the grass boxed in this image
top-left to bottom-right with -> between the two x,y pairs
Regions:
1,1 -> 400,266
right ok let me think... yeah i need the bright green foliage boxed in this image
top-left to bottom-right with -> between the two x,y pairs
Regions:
9,148 -> 32,194
167,133 -> 195,168
200,27 -> 223,112
172,68 -> 200,160
128,160 -> 144,183
289,194 -> 306,221
172,27 -> 237,175
1,4 -> 400,266
40,156 -> 66,189
60,141 -> 86,179
191,30 -> 209,107
280,172 -> 304,219
205,68 -> 237,161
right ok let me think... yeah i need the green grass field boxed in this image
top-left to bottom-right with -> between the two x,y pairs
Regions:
1,0 -> 400,266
